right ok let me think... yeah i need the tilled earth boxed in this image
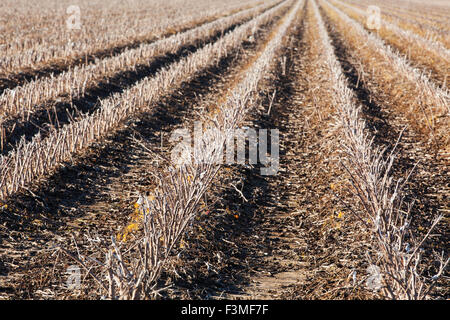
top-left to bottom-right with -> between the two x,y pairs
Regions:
0,0 -> 448,300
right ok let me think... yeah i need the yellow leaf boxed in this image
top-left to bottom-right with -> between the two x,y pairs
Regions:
126,223 -> 138,232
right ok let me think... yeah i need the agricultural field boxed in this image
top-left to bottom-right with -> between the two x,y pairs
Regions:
0,0 -> 448,300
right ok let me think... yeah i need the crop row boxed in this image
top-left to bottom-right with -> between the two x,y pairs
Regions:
313,0 -> 446,300
330,0 -> 449,88
343,0 -> 449,48
0,0 -> 281,135
344,0 -> 450,29
321,0 -> 449,144
0,0 -> 262,76
97,0 -> 303,299
0,0 -> 293,200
